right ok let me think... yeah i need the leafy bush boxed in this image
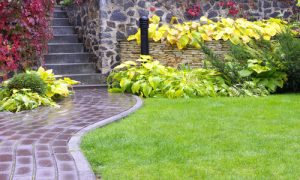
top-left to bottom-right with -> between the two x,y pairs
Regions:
0,0 -> 54,73
0,89 -> 57,112
275,32 -> 300,91
29,67 -> 79,99
108,55 -> 271,98
7,73 -> 47,95
60,0 -> 82,6
0,67 -> 79,112
201,39 -> 287,93
128,15 -> 290,50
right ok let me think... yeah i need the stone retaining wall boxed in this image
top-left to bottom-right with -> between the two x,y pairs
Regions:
65,1 -> 101,71
65,0 -> 299,74
120,41 -> 230,68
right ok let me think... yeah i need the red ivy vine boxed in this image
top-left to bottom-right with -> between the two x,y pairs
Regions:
0,0 -> 54,74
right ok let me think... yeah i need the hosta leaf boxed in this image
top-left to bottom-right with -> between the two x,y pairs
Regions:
200,33 -> 212,41
108,88 -> 123,93
150,15 -> 160,24
153,31 -> 163,42
120,78 -> 131,92
131,82 -> 141,94
127,34 -> 136,41
263,35 -> 271,41
142,84 -> 152,97
229,36 -> 241,45
127,70 -> 135,80
175,89 -> 184,97
124,61 -> 137,66
176,34 -> 189,50
142,62 -> 154,70
248,64 -> 270,74
148,76 -> 161,89
214,31 -> 224,40
238,69 -> 253,77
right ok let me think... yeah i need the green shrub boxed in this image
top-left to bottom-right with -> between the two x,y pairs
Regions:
275,32 -> 300,92
201,39 -> 287,93
0,67 -> 79,112
0,89 -> 57,112
7,73 -> 47,95
60,0 -> 73,6
108,55 -> 270,98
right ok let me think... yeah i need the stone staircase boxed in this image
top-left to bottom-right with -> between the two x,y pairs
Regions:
44,6 -> 106,89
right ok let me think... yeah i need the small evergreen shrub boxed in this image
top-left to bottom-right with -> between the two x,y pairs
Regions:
7,73 -> 47,95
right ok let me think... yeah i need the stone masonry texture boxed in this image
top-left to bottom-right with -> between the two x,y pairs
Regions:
0,89 -> 136,180
65,0 -> 299,74
120,40 -> 230,68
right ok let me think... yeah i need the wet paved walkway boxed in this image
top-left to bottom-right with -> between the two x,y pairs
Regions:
0,89 -> 137,180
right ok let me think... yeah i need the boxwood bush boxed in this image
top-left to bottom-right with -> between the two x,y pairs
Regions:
7,73 -> 47,95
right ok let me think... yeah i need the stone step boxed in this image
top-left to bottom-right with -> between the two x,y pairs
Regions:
45,53 -> 91,64
44,63 -> 96,74
54,6 -> 65,12
53,26 -> 75,34
54,11 -> 67,18
54,9 -> 66,13
52,18 -> 70,26
48,43 -> 84,53
54,9 -> 65,12
49,35 -> 79,43
55,74 -> 106,85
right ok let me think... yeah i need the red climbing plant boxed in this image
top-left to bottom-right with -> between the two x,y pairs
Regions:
186,4 -> 201,18
218,1 -> 240,17
0,0 -> 54,75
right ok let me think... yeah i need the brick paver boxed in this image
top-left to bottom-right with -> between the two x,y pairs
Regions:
0,89 -> 136,180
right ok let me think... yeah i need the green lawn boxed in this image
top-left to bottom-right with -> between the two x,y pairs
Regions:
81,95 -> 300,179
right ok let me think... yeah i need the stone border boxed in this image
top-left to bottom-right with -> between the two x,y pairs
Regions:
68,95 -> 143,180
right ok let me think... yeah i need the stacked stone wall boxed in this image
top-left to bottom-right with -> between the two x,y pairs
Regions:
65,0 -> 299,74
120,41 -> 230,68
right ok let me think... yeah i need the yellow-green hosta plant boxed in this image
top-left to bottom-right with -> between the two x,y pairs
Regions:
128,15 -> 290,50
107,55 -> 258,98
297,0 -> 300,6
31,67 -> 79,98
0,89 -> 57,112
0,67 -> 79,112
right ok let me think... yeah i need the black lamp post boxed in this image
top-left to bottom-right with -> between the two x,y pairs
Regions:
139,16 -> 149,55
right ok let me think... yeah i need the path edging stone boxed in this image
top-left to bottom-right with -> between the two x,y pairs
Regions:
68,95 -> 143,180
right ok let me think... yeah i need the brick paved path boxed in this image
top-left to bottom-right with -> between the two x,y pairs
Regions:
0,89 -> 137,180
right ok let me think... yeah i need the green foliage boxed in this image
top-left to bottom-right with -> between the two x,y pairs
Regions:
0,89 -> 57,112
128,15 -> 291,50
60,0 -> 72,6
108,56 -> 230,98
7,73 -> 47,95
0,67 -> 79,112
29,67 -> 79,99
202,39 -> 287,94
108,55 -> 272,98
275,32 -> 300,92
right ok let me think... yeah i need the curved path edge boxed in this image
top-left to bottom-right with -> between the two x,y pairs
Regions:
68,95 -> 143,180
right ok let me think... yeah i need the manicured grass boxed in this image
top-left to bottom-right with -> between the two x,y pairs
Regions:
81,95 -> 300,179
